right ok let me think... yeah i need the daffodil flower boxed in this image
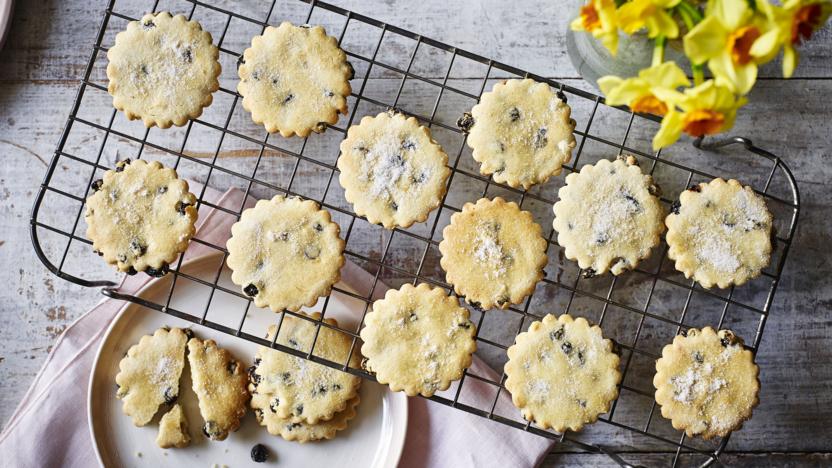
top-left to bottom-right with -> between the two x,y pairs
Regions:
751,0 -> 832,77
571,0 -> 620,55
617,0 -> 682,38
598,61 -> 690,116
683,0 -> 769,94
653,80 -> 747,150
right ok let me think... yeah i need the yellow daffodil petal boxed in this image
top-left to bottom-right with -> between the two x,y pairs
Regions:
617,0 -> 649,34
653,110 -> 684,150
605,79 -> 652,106
651,87 -> 687,105
646,10 -> 680,38
750,28 -> 782,62
639,61 -> 691,89
684,16 -> 730,64
598,76 -> 625,96
783,45 -> 798,78
709,0 -> 752,31
657,0 -> 682,8
570,16 -> 586,32
708,52 -> 757,95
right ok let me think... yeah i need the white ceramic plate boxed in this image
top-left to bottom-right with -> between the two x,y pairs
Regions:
88,253 -> 407,468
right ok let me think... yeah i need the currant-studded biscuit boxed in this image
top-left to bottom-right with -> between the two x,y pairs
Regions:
187,338 -> 249,441
115,327 -> 189,426
665,178 -> 773,289
553,156 -> 665,276
156,404 -> 191,448
504,314 -> 620,432
337,111 -> 451,229
106,12 -> 221,128
238,22 -> 352,137
439,197 -> 548,310
85,159 -> 198,275
460,78 -> 577,189
249,313 -> 362,425
226,196 -> 345,312
654,327 -> 759,439
360,283 -> 477,397
251,394 -> 360,443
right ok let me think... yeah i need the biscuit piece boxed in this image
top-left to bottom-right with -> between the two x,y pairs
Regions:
338,111 -> 451,229
238,22 -> 352,137
187,338 -> 249,441
654,327 -> 759,439
156,404 -> 191,448
251,394 -> 360,443
665,178 -> 773,288
439,197 -> 548,310
553,156 -> 665,276
249,313 -> 362,425
360,283 -> 477,397
85,159 -> 198,275
115,327 -> 189,426
504,314 -> 620,432
462,78 -> 576,189
106,12 -> 221,128
226,196 -> 345,312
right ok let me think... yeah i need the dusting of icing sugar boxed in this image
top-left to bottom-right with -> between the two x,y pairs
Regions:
474,227 -> 507,277
709,378 -> 727,392
586,183 -> 643,250
689,226 -> 740,273
150,356 -> 176,387
670,352 -> 730,405
733,188 -> 769,231
357,134 -> 423,203
527,379 -> 551,402
557,139 -> 571,154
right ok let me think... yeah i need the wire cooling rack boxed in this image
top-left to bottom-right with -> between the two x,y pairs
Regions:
30,0 -> 800,466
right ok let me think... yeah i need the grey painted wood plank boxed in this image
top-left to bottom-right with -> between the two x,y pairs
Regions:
0,0 -> 831,459
1,0 -> 830,84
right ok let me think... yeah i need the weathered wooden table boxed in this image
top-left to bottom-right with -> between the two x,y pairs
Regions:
1,0 -> 830,466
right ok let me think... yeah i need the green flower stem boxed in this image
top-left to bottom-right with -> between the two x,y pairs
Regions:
692,64 -> 705,86
677,0 -> 703,23
676,1 -> 705,85
653,36 -> 667,67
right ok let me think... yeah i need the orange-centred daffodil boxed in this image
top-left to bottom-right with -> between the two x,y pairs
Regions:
653,80 -> 747,150
571,0 -> 620,55
598,61 -> 690,116
751,0 -> 832,77
683,0 -> 770,94
617,0 -> 682,38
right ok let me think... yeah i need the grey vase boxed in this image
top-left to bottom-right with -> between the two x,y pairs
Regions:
566,28 -> 689,91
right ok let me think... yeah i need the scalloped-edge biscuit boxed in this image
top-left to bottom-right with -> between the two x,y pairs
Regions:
85,159 -> 197,275
504,314 -> 620,432
187,338 -> 250,441
106,12 -> 221,128
248,312 -> 362,425
237,22 -> 352,137
654,327 -> 759,440
553,156 -> 665,277
338,111 -> 451,229
439,197 -> 548,310
360,283 -> 477,397
252,394 -> 360,443
226,195 -> 345,312
461,78 -> 576,189
115,327 -> 190,426
665,178 -> 773,289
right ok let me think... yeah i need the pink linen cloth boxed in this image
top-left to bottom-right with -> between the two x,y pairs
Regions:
0,186 -> 554,468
